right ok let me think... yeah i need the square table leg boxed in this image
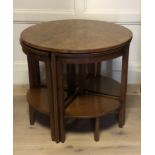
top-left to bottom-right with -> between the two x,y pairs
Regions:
118,45 -> 129,128
45,57 -> 59,142
27,54 -> 40,125
67,64 -> 76,97
56,58 -> 65,142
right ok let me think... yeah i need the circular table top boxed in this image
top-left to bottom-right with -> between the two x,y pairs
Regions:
21,19 -> 132,54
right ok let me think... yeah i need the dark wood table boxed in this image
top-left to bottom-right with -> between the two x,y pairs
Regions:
20,19 -> 132,143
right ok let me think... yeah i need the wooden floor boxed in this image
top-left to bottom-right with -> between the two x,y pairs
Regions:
14,85 -> 141,155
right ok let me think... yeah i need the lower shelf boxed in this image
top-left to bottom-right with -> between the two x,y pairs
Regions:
65,95 -> 120,118
27,88 -> 50,115
27,88 -> 120,118
85,76 -> 120,97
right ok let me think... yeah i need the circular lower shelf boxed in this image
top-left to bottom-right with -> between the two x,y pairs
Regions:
65,95 -> 120,118
85,76 -> 120,97
27,88 -> 68,115
27,88 -> 50,115
27,88 -> 120,118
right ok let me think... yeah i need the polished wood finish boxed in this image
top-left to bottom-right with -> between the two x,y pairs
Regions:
27,54 -> 41,125
27,55 -> 40,89
94,117 -> 100,141
118,45 -> 129,128
65,95 -> 120,118
56,58 -> 65,142
27,88 -> 67,115
21,20 -> 132,53
45,57 -> 58,142
88,63 -> 95,75
27,87 -> 120,142
26,87 -> 120,116
90,117 -> 100,141
78,64 -> 87,94
96,63 -> 101,76
27,88 -> 120,118
27,88 -> 49,114
85,76 -> 120,97
29,105 -> 36,125
66,64 -> 76,96
57,45 -> 125,64
50,53 -> 61,142
20,19 -> 132,143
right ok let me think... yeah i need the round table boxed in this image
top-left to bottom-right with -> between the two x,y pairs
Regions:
20,19 -> 132,143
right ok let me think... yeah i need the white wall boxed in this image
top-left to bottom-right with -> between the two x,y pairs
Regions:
13,0 -> 141,84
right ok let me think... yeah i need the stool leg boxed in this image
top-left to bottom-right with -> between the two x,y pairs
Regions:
27,54 -> 41,88
29,105 -> 36,125
27,54 -> 40,126
90,118 -> 100,141
118,107 -> 125,128
46,55 -> 60,142
78,64 -> 87,95
95,62 -> 101,77
67,64 -> 76,97
87,63 -> 101,77
88,63 -> 95,77
94,117 -> 100,141
57,59 -> 65,143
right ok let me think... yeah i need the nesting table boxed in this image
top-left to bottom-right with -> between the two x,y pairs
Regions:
20,19 -> 132,143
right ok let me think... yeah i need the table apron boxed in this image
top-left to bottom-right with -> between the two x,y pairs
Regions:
55,46 -> 128,64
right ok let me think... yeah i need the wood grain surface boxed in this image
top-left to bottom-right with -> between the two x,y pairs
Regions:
20,20 -> 132,53
26,88 -> 120,118
65,95 -> 120,118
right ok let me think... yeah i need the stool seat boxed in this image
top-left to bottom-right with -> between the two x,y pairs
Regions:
65,95 -> 120,118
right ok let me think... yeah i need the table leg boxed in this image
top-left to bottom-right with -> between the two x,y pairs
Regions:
88,63 -> 101,77
56,59 -> 65,142
29,105 -> 36,125
78,64 -> 87,94
88,63 -> 95,76
27,54 -> 40,125
96,62 -> 101,77
94,117 -> 100,141
118,46 -> 129,128
46,54 -> 62,143
67,64 -> 76,97
91,117 -> 100,141
45,58 -> 58,142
